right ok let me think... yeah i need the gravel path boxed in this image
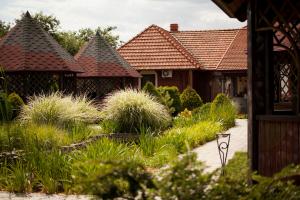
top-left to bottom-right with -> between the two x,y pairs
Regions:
193,119 -> 248,172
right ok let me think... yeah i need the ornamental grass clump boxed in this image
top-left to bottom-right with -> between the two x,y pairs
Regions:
19,92 -> 100,128
101,89 -> 172,134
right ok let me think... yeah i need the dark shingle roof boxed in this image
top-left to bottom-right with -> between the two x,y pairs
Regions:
0,12 -> 83,73
75,32 -> 140,77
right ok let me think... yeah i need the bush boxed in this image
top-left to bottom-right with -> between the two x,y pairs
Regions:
151,153 -> 211,200
8,92 -> 24,118
19,92 -> 100,128
0,92 -> 12,121
193,102 -> 211,121
72,160 -> 155,199
210,94 -> 237,129
142,82 -> 162,101
180,87 -> 203,110
101,89 -> 171,134
157,86 -> 181,114
161,121 -> 222,153
143,82 -> 175,114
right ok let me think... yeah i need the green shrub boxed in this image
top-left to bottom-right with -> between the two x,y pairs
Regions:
101,89 -> 171,133
142,82 -> 162,101
7,92 -> 24,118
152,153 -> 211,200
180,87 -> 203,110
19,92 -> 100,128
210,94 -> 237,129
143,82 -> 175,114
193,102 -> 211,121
0,92 -> 12,121
211,93 -> 231,109
72,160 -> 155,199
158,86 -> 181,114
161,121 -> 222,153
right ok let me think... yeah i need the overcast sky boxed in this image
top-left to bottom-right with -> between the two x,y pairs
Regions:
0,0 -> 246,42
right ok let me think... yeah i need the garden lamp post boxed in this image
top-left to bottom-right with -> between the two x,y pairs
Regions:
216,133 -> 231,175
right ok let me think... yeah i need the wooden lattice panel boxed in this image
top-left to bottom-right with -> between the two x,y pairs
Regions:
256,0 -> 300,112
77,78 -> 124,99
4,72 -> 76,100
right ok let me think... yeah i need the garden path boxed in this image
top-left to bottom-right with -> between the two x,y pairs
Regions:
193,119 -> 247,172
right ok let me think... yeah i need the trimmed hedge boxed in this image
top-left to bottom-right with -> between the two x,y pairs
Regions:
180,87 -> 203,110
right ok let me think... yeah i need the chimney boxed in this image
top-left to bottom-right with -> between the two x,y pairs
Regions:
170,24 -> 179,32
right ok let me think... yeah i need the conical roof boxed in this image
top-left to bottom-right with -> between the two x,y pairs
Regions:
75,32 -> 140,78
0,12 -> 83,73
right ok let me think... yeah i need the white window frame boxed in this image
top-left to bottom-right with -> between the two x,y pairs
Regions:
138,70 -> 158,89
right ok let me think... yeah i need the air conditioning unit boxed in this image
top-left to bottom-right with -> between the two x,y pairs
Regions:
161,70 -> 173,78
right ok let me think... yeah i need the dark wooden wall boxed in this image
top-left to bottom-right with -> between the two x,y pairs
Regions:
157,70 -> 189,92
258,116 -> 300,176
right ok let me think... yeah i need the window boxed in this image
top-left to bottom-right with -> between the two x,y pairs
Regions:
139,71 -> 158,89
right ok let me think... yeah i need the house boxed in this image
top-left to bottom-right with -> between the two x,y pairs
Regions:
118,24 -> 247,103
0,12 -> 83,98
75,32 -> 140,99
212,0 -> 300,176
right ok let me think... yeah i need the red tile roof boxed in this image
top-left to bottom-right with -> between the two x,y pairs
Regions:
118,25 -> 247,71
75,32 -> 140,78
0,12 -> 83,73
118,25 -> 201,70
217,27 -> 247,70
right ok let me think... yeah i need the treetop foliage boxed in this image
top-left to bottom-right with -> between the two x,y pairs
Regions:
0,12 -> 121,55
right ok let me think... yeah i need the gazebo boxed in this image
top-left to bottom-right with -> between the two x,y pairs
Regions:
0,12 -> 83,99
213,0 -> 300,176
75,32 -> 140,99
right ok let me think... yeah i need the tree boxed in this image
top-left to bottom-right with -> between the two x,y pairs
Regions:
56,31 -> 85,56
0,20 -> 10,38
15,12 -> 121,55
78,26 -> 121,48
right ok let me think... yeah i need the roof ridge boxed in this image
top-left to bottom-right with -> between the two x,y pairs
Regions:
216,29 -> 240,70
153,25 -> 201,68
175,27 -> 243,32
118,24 -> 157,51
96,33 -> 132,69
76,32 -> 140,78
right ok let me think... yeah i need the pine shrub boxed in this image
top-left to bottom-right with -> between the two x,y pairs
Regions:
180,87 -> 203,110
142,82 -> 162,101
157,86 -> 181,114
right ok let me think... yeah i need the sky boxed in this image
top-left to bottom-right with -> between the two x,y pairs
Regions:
0,0 -> 246,42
